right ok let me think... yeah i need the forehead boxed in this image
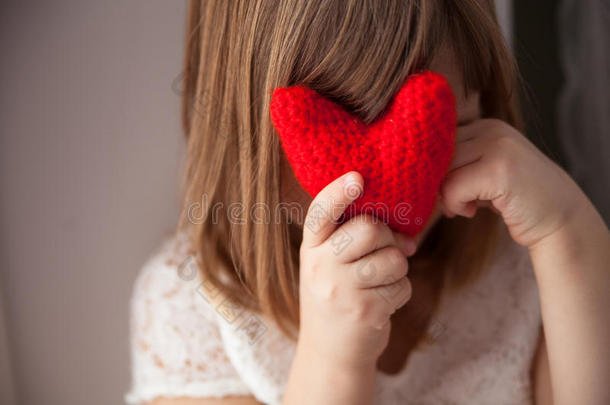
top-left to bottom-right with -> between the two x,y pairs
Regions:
429,45 -> 480,125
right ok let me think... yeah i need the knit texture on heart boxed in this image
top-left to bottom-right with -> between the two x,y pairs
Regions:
270,71 -> 456,236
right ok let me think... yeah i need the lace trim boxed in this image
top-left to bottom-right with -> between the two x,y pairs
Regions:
124,378 -> 251,404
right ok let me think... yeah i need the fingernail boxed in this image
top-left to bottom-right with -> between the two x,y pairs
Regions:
405,238 -> 417,256
343,173 -> 362,199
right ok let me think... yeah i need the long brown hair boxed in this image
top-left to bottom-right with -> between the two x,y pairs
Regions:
177,0 -> 521,344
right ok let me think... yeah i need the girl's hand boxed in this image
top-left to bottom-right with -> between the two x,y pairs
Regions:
440,118 -> 610,404
297,171 -> 416,371
439,118 -> 590,248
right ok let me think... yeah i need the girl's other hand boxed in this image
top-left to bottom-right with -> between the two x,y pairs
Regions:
440,118 -> 592,248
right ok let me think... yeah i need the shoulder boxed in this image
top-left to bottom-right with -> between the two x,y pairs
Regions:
125,234 -> 252,404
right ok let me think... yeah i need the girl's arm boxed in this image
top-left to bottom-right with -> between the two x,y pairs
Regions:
439,118 -> 610,405
529,191 -> 610,404
532,328 -> 553,405
283,172 -> 415,405
283,346 -> 378,405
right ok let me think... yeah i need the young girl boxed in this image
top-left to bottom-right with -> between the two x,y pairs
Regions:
125,1 -> 610,404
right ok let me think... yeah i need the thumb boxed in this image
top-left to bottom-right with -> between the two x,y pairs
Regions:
302,171 -> 363,249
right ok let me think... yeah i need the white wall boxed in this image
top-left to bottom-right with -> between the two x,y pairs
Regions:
0,1 -> 186,404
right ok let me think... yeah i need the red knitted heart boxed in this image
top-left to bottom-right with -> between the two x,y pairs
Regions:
270,71 -> 456,236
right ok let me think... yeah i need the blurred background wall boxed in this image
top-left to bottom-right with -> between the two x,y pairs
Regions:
0,1 -> 607,404
0,1 -> 186,404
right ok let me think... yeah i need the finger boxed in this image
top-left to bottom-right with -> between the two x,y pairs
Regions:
440,158 -> 505,218
435,194 -> 456,218
392,232 -> 417,257
476,199 -> 502,215
448,134 -> 487,171
348,246 -> 408,289
302,171 -> 364,249
367,276 -> 412,328
328,214 -> 414,262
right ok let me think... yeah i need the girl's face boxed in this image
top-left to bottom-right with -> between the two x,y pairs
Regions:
280,46 -> 481,245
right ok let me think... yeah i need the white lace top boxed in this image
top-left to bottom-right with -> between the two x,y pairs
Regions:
125,225 -> 542,405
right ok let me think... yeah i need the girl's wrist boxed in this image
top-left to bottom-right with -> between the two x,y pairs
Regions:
528,192 -> 610,276
294,337 -> 379,378
284,339 -> 377,405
